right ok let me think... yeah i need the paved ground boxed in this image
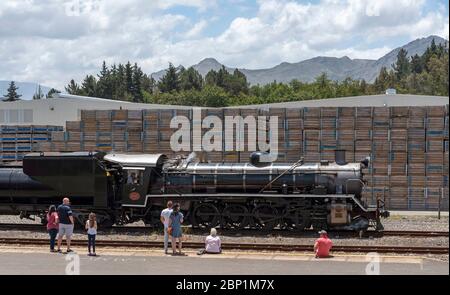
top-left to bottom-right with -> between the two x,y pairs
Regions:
0,247 -> 447,275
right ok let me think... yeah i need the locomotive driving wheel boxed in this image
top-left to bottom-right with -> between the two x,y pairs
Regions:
283,207 -> 310,231
222,204 -> 249,229
252,204 -> 279,230
191,203 -> 220,229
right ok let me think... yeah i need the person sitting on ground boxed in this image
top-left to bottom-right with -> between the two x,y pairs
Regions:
168,203 -> 184,255
46,205 -> 59,253
197,228 -> 222,255
85,212 -> 97,256
57,197 -> 75,253
314,230 -> 333,258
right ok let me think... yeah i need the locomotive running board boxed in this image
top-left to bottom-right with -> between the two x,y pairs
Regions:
123,193 -> 371,212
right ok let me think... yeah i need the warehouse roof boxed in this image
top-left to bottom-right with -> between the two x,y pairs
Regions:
232,94 -> 449,109
0,93 -> 194,126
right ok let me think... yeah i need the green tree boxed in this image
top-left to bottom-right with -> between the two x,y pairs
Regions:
374,67 -> 389,93
199,85 -> 229,107
81,75 -> 97,97
158,63 -> 179,93
392,48 -> 410,80
97,61 -> 113,99
132,63 -> 144,102
3,81 -> 22,101
410,54 -> 423,74
32,85 -> 44,100
46,88 -> 61,98
65,79 -> 82,95
125,62 -> 134,96
179,67 -> 203,91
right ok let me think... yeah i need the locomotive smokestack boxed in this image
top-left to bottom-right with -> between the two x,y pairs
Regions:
335,150 -> 347,165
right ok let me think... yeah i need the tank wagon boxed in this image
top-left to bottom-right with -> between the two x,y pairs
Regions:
0,151 -> 388,231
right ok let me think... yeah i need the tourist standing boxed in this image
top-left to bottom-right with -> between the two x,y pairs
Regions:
160,201 -> 173,254
85,212 -> 97,256
57,197 -> 75,253
46,205 -> 59,252
168,203 -> 184,255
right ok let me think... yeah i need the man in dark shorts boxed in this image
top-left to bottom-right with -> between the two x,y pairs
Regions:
57,197 -> 75,253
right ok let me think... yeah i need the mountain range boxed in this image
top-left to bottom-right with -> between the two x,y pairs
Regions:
1,35 -> 447,100
151,35 -> 448,85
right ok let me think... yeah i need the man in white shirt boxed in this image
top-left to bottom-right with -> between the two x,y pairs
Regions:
160,201 -> 173,254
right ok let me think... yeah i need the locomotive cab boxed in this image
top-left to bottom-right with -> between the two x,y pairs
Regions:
103,153 -> 168,208
120,167 -> 153,206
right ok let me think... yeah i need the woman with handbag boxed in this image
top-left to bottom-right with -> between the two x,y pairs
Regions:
168,203 -> 184,255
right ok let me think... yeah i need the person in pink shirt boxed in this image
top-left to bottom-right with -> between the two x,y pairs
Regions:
46,205 -> 59,252
314,230 -> 333,258
198,228 -> 221,255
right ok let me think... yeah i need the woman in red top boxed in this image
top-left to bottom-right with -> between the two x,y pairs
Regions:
46,205 -> 59,252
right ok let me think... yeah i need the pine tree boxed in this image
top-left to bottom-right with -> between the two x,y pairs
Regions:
392,48 -> 410,80
158,63 -> 179,93
205,69 -> 218,86
32,84 -> 44,100
410,54 -> 423,74
125,61 -> 134,96
132,63 -> 144,102
81,75 -> 97,97
46,88 -> 61,98
179,66 -> 203,91
3,81 -> 22,101
65,79 -> 82,95
97,61 -> 113,99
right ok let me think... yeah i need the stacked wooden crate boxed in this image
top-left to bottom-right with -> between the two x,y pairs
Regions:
388,107 -> 407,209
142,109 -> 159,154
320,107 -> 338,161
222,108 -> 241,162
26,104 -> 449,211
303,107 -> 321,162
424,106 -> 446,209
201,108 -> 223,162
0,125 -> 63,162
285,108 -> 303,162
337,107 -> 355,162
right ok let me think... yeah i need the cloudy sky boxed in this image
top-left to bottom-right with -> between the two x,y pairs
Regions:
0,0 -> 448,89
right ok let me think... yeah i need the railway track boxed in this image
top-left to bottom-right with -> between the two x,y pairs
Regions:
0,223 -> 448,237
0,237 -> 447,254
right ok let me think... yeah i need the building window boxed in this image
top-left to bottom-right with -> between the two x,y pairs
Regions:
0,109 -> 34,124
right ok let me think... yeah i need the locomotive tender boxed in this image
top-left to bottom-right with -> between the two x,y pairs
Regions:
0,150 -> 388,231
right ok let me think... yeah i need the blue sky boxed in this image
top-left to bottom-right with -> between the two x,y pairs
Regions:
0,0 -> 448,89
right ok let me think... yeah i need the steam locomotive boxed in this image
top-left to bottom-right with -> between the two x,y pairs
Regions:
0,150 -> 388,231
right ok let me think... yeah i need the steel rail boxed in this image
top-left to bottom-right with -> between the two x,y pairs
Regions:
0,223 -> 448,237
0,237 -> 447,254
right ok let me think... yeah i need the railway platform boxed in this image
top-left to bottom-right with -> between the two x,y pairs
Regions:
0,246 -> 447,275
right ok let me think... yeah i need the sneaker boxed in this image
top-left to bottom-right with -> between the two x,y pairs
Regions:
56,249 -> 62,253
66,249 -> 74,253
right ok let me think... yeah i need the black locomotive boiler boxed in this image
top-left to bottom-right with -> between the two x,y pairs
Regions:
0,150 -> 388,231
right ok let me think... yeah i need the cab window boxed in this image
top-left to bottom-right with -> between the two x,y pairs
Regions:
125,169 -> 144,185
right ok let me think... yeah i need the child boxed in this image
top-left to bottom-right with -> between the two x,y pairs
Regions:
85,212 -> 97,256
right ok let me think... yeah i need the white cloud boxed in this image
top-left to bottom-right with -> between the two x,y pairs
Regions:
0,0 -> 447,89
185,20 -> 208,38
